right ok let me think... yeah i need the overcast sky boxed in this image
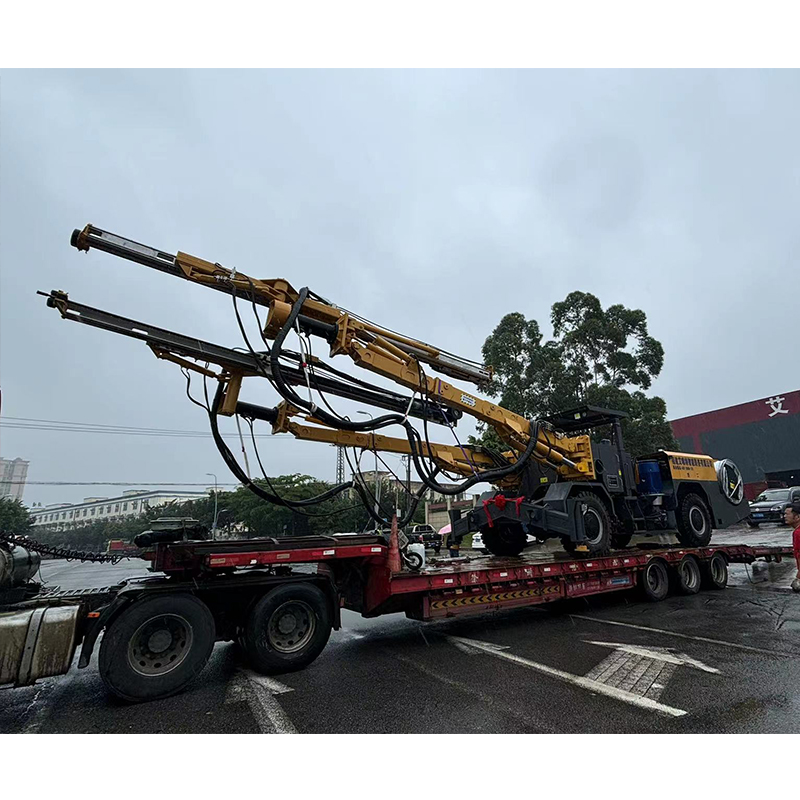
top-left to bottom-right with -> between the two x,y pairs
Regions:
2,69 -> 799,507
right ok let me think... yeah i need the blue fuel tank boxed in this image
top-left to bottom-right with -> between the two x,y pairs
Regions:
636,460 -> 664,496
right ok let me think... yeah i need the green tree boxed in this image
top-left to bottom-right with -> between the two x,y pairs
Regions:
477,292 -> 678,457
0,497 -> 33,533
28,471 -> 429,552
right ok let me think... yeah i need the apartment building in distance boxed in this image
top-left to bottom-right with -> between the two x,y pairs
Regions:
30,488 -> 211,530
0,458 -> 30,502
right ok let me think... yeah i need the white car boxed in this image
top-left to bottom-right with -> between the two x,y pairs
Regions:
471,531 -> 539,554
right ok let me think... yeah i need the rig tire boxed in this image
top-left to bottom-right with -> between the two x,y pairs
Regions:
675,493 -> 713,547
562,493 -> 612,557
482,522 -> 527,557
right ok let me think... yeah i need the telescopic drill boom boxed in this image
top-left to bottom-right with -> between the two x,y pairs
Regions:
43,224 -> 749,557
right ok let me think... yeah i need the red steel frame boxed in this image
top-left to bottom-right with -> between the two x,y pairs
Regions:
145,537 -> 795,623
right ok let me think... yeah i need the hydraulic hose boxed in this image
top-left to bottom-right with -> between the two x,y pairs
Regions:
266,289 -> 548,499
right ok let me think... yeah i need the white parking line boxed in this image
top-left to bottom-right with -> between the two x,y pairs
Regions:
569,615 -> 800,656
446,635 -> 687,717
226,670 -> 297,734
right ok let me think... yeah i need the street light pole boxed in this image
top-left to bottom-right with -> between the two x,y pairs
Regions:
357,411 -> 380,523
206,472 -> 218,539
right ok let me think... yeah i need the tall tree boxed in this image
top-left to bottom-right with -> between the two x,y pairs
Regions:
478,292 -> 678,456
0,497 -> 33,533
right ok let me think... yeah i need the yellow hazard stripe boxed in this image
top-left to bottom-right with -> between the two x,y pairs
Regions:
430,586 -> 560,610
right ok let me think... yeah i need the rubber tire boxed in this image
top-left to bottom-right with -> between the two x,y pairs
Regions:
482,523 -> 527,557
746,520 -> 760,528
673,556 -> 702,595
404,550 -> 423,571
244,583 -> 332,675
701,552 -> 728,590
562,493 -> 612,556
611,533 -> 633,550
675,493 -> 713,547
641,559 -> 670,602
99,593 -> 215,703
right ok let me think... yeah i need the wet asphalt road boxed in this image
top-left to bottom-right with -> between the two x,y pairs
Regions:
3,524 -> 800,734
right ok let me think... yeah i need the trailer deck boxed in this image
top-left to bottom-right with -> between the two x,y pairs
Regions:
1,531 -> 794,702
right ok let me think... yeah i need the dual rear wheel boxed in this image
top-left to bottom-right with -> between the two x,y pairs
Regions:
99,583 -> 333,703
641,552 -> 727,602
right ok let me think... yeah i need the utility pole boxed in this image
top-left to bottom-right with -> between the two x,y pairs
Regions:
405,454 -> 412,519
357,411 -> 380,523
206,472 -> 218,539
335,446 -> 345,485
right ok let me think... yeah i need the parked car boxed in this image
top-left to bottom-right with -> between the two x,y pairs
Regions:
408,524 -> 442,554
748,487 -> 800,526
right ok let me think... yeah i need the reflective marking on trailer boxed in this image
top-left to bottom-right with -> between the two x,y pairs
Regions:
323,549 -> 335,556
444,578 -> 454,584
543,567 -> 551,572
370,547 -> 382,553
446,636 -> 687,717
277,553 -> 290,560
431,586 -> 559,610
250,559 -> 257,565
500,572 -> 508,577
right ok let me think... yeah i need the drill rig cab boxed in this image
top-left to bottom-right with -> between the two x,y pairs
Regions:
450,405 -> 748,556
42,224 -> 750,559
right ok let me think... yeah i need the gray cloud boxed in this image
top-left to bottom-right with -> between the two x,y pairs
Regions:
2,69 -> 798,506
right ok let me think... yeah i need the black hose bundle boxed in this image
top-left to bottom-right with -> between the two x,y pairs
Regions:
266,288 -> 544,498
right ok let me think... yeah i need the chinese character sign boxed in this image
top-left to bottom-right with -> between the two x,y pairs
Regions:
766,396 -> 789,417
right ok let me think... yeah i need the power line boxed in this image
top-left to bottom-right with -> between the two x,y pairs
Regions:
0,415 -> 289,440
1,481 -> 242,486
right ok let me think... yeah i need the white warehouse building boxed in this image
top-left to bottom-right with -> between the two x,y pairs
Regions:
30,488 -> 211,530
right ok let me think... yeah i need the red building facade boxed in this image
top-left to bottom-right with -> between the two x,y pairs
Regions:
671,390 -> 800,500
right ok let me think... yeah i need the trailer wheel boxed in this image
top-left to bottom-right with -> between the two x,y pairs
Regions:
746,520 -> 760,528
641,559 -> 670,602
244,583 -> 332,675
675,493 -> 713,547
673,556 -> 702,595
482,522 -> 527,557
99,593 -> 215,703
702,552 -> 728,590
562,493 -> 611,556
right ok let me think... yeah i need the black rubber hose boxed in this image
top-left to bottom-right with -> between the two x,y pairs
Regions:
267,288 -> 545,498
269,288 -> 407,433
209,382 -> 357,508
406,420 -> 542,496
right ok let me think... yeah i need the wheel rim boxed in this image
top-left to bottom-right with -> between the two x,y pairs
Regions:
646,564 -> 663,592
689,506 -> 707,535
128,614 -> 193,677
680,560 -> 699,590
267,600 -> 316,653
582,506 -> 604,545
711,557 -> 726,583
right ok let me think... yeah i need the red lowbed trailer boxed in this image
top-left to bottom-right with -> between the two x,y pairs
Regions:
0,531 -> 793,702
